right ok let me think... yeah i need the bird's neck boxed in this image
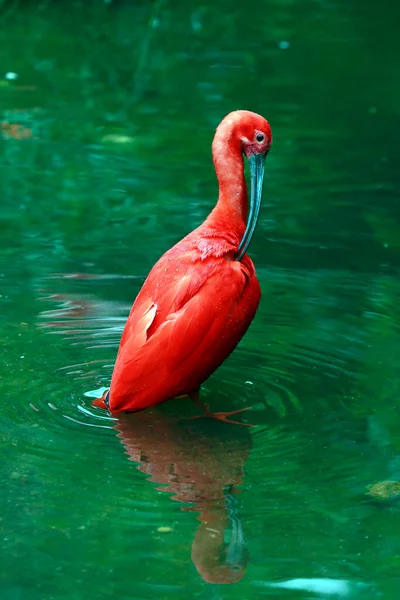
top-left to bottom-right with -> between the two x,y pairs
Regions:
210,141 -> 248,233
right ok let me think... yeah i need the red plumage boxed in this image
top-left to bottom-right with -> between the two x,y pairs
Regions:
93,110 -> 272,418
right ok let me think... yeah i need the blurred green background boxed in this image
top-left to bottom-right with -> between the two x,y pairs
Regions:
1,0 -> 400,598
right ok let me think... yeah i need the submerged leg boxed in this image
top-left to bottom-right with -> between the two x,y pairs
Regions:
188,390 -> 254,427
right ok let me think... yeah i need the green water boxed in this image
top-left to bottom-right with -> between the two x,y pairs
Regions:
1,0 -> 400,598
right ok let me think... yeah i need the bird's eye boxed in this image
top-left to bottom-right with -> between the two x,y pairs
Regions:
256,133 -> 265,143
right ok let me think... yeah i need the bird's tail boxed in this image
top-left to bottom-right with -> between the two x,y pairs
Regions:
92,390 -> 110,410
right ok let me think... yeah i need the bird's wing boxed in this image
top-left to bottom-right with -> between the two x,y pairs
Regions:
109,256 -> 260,411
116,255 -> 205,354
118,297 -> 157,352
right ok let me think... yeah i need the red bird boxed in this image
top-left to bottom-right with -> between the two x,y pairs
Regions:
93,110 -> 272,423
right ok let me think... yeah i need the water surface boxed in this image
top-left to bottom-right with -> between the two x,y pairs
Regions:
1,1 -> 400,598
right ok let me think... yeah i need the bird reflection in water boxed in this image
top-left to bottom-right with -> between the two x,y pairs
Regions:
36,283 -> 252,583
116,410 -> 252,584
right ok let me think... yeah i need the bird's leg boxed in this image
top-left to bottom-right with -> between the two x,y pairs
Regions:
188,390 -> 254,427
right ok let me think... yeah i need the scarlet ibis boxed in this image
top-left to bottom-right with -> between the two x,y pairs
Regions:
117,410 -> 251,583
93,110 -> 272,423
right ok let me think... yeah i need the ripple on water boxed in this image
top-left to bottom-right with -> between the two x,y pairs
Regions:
211,266 -> 379,419
32,266 -> 395,422
16,266 -> 398,589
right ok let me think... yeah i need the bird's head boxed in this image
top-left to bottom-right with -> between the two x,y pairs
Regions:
235,110 -> 272,158
213,110 -> 272,260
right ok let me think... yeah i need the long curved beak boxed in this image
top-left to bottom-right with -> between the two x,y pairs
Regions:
235,153 -> 266,261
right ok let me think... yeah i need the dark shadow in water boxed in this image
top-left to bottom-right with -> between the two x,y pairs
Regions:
116,410 -> 252,584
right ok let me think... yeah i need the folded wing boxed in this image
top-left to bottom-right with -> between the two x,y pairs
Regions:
108,256 -> 260,412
